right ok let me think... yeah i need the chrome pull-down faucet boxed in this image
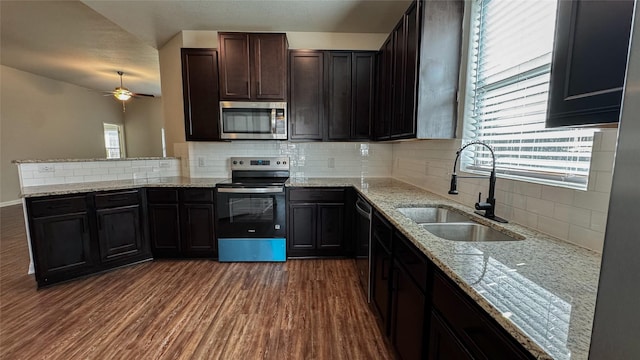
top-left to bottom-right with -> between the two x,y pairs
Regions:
448,141 -> 508,223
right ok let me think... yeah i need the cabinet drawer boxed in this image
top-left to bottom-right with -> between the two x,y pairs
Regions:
372,210 -> 393,252
289,188 -> 345,202
182,188 -> 214,203
432,272 -> 533,360
147,189 -> 179,203
29,196 -> 87,217
95,190 -> 139,209
394,232 -> 428,292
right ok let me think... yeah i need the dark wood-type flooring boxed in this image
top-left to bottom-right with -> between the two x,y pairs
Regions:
0,204 -> 394,359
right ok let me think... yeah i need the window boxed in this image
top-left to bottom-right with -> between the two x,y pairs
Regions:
462,0 -> 595,189
103,123 -> 125,159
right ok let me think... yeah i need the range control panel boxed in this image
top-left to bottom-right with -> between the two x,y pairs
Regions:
230,157 -> 290,171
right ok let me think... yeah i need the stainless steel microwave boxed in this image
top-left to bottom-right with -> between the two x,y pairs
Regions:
219,101 -> 287,140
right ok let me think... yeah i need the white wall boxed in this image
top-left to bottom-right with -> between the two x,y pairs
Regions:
0,65 -> 123,204
392,129 -> 617,253
124,96 -> 164,157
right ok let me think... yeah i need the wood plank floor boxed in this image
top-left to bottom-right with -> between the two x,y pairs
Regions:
0,204 -> 395,359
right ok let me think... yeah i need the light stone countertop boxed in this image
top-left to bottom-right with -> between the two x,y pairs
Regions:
20,176 -> 601,359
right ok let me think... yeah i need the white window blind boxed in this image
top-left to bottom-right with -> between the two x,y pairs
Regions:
463,0 -> 595,189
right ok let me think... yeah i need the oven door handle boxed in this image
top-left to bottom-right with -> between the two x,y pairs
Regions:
217,187 -> 284,194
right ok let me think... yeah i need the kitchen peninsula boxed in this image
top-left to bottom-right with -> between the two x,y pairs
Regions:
16,161 -> 600,360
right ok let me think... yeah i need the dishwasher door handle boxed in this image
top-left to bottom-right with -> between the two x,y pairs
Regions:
355,198 -> 372,220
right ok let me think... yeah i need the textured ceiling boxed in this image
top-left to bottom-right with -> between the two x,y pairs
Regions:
1,0 -> 411,97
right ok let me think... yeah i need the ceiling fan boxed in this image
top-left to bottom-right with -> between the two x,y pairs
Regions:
107,71 -> 154,111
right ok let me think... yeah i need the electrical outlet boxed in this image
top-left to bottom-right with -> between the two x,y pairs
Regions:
198,157 -> 205,167
159,161 -> 170,168
37,165 -> 55,173
328,157 -> 335,169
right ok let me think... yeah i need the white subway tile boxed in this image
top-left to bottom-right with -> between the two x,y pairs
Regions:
108,167 -> 125,175
20,164 -> 40,172
594,171 -> 613,193
541,186 -> 574,205
20,171 -> 34,179
512,182 -> 542,198
64,176 -> 85,184
568,225 -> 604,253
512,208 -> 539,228
553,204 -> 591,228
53,169 -> 74,177
116,161 -> 133,168
90,168 -> 110,175
99,161 -> 118,168
62,162 -> 83,170
43,177 -> 65,185
525,197 -> 555,215
81,162 -> 99,169
590,211 -> 608,232
22,178 -> 45,187
573,190 -> 610,212
590,151 -> 615,172
538,216 -> 570,240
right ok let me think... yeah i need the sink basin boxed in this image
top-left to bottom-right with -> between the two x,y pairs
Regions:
421,223 -> 523,242
397,206 -> 470,223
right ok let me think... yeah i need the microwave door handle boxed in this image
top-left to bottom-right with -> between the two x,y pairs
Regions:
271,108 -> 276,134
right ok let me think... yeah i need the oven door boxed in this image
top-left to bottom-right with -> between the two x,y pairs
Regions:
215,186 -> 286,238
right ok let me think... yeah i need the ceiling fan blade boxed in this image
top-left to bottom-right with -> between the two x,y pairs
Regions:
133,93 -> 155,98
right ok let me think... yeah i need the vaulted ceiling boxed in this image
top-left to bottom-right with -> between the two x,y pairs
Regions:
0,0 -> 411,97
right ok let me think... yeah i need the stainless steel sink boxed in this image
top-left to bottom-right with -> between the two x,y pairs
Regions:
420,223 -> 523,242
396,206 -> 470,223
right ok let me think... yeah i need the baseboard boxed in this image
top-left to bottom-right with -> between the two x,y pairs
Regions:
0,199 -> 22,208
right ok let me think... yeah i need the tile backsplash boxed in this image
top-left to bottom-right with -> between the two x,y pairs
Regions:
176,141 -> 393,179
391,129 -> 618,253
17,158 -> 181,187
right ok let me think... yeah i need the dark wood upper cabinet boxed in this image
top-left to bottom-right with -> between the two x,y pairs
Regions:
290,50 -> 375,141
289,50 -> 325,140
219,32 -> 287,101
375,0 -> 462,141
326,52 -> 353,140
546,0 -> 634,127
326,51 -> 376,141
181,48 -> 221,141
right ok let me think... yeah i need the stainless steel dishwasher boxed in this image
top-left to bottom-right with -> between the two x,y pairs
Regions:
355,195 -> 372,302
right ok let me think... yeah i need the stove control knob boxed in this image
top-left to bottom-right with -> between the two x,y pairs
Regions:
239,161 -> 244,165
232,161 -> 237,165
283,161 -> 287,165
277,161 -> 281,165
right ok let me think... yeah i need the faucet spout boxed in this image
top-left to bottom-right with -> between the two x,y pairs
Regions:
448,141 -> 507,223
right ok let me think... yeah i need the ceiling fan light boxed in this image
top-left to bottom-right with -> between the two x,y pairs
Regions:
113,87 -> 132,101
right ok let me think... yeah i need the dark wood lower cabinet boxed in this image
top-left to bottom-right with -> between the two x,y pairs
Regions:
147,188 -> 216,258
428,312 -> 472,360
97,205 -> 143,263
372,236 -> 392,334
31,212 -> 94,284
148,203 -> 182,256
391,261 -> 426,360
287,188 -> 349,257
27,190 -> 151,287
182,203 -> 216,257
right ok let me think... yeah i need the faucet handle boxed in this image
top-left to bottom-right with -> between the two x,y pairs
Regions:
478,192 -> 482,203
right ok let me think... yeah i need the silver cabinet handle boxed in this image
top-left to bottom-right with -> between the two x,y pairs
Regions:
217,187 -> 284,194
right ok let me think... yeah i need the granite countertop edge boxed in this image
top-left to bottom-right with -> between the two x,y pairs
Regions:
19,176 -> 600,360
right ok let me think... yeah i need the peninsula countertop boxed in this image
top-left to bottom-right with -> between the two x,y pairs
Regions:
20,176 -> 601,360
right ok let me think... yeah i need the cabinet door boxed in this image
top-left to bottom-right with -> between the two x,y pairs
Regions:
391,262 -> 426,360
96,205 -> 142,263
289,51 -> 324,140
288,203 -> 317,252
398,1 -> 419,138
428,312 -> 473,360
182,203 -> 216,257
372,237 -> 392,335
375,35 -> 394,140
31,213 -> 94,285
391,20 -> 406,137
326,51 -> 353,140
547,0 -> 633,127
219,33 -> 251,100
148,204 -> 182,257
181,48 -> 221,141
251,33 -> 287,100
352,52 -> 376,140
317,203 -> 345,251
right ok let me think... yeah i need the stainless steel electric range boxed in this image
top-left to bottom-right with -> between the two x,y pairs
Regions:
215,157 -> 289,262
